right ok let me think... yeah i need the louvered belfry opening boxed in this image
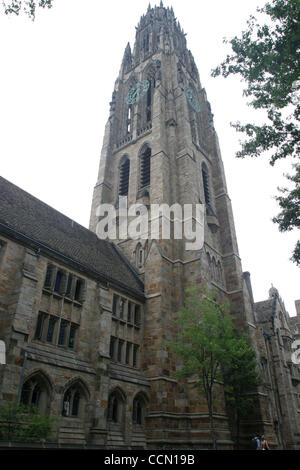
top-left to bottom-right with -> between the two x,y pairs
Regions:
119,158 -> 130,196
140,147 -> 151,188
202,164 -> 210,205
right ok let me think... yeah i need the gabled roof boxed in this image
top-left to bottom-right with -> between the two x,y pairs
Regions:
0,176 -> 144,300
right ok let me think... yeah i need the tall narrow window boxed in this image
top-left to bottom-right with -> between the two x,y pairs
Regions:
127,302 -> 132,322
119,298 -> 125,319
117,340 -> 124,363
72,391 -> 80,416
143,32 -> 149,53
66,274 -> 73,298
68,324 -> 77,349
136,243 -> 143,269
34,313 -> 45,340
112,295 -> 118,316
108,395 -> 119,423
44,264 -> 54,289
31,384 -> 41,407
119,158 -> 130,196
140,147 -> 151,188
202,163 -> 210,205
110,337 -> 116,360
58,320 -> 68,346
54,270 -> 63,293
133,344 -> 139,368
146,81 -> 152,122
133,397 -> 144,425
134,305 -> 141,327
139,247 -> 143,266
127,106 -> 132,134
46,316 -> 57,343
125,342 -> 132,365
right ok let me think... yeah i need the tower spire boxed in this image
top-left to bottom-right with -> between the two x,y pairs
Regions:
121,42 -> 132,74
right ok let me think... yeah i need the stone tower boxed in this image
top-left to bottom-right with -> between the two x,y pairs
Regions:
89,3 -> 265,448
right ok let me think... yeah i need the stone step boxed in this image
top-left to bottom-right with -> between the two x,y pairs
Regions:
107,430 -> 126,448
131,432 -> 146,449
58,425 -> 86,445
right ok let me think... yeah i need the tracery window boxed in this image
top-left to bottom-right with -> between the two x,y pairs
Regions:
62,381 -> 88,418
21,373 -> 50,415
132,393 -> 147,426
107,389 -> 125,424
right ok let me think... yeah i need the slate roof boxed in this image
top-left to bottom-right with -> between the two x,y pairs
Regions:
0,176 -> 144,299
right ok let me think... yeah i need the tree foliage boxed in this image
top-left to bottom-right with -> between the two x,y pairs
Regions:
212,0 -> 300,265
223,337 -> 262,449
0,399 -> 55,442
167,284 -> 260,449
273,163 -> 300,265
2,0 -> 53,19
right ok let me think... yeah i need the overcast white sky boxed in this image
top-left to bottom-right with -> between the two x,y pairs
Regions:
0,0 -> 299,314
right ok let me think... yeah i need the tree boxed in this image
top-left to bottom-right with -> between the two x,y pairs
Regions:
2,0 -> 53,19
273,163 -> 300,265
212,0 -> 300,265
166,284 -> 239,450
0,399 -> 55,442
222,337 -> 262,450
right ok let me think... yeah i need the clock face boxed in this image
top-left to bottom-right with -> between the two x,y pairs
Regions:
126,80 -> 150,105
184,86 -> 201,113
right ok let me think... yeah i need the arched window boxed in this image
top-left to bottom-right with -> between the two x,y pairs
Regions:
212,257 -> 217,281
206,252 -> 211,269
21,372 -> 51,415
202,163 -> 210,205
119,157 -> 130,196
132,393 -> 148,426
107,389 -> 126,424
139,146 -> 151,188
62,380 -> 89,419
136,243 -> 144,269
143,31 -> 150,53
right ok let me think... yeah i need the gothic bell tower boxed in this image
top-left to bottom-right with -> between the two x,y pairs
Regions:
89,3 -> 264,449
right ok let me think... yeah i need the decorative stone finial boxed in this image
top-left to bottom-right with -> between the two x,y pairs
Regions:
269,285 -> 279,298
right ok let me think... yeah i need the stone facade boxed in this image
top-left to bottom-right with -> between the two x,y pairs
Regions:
0,3 -> 299,450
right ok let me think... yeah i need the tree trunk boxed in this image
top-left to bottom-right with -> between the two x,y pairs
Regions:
236,409 -> 240,450
207,392 -> 217,450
